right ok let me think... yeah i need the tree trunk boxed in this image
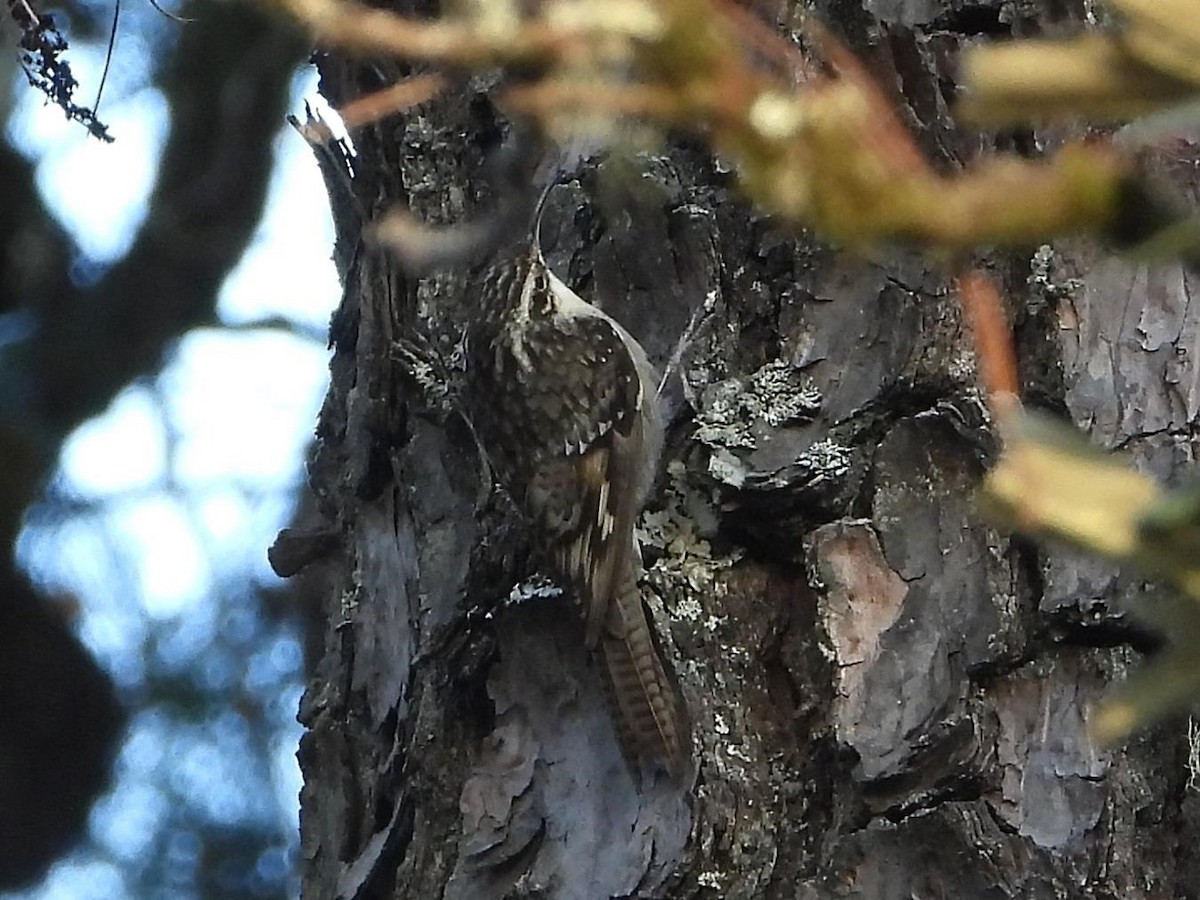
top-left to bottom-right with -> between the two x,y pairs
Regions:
294,3 -> 1200,897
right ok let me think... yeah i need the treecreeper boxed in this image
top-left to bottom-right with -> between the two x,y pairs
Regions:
465,225 -> 688,779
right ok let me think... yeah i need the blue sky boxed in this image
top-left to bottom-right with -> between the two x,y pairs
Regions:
6,42 -> 342,899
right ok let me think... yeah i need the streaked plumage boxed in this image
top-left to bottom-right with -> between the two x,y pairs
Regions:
467,244 -> 686,776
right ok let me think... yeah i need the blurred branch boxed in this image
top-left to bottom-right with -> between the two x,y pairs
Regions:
948,0 -> 1200,743
984,417 -> 1189,588
0,560 -> 124,888
983,412 -> 1200,743
32,2 -> 307,435
222,316 -> 331,344
268,0 -> 599,64
954,272 -> 1019,424
7,0 -> 112,140
953,265 -> 1200,746
270,0 -> 1186,257
961,0 -> 1200,124
1,0 -> 305,568
959,33 -> 1197,124
0,1 -> 307,884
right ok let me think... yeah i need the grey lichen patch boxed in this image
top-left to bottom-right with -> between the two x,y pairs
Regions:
639,457 -> 751,801
694,359 -> 823,451
640,456 -> 743,693
741,437 -> 852,493
1187,717 -> 1200,792
806,437 -> 852,477
696,869 -> 727,890
338,581 -> 361,622
672,593 -> 704,623
504,576 -> 564,607
945,345 -> 981,385
640,457 -> 782,890
1028,244 -> 1084,305
689,359 -> 857,521
639,461 -> 740,572
704,448 -> 748,488
708,699 -> 764,781
339,559 -> 364,622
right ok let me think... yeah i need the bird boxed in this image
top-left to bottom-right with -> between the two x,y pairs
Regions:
464,208 -> 687,778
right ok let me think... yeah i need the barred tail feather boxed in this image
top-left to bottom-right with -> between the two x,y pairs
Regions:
596,564 -> 687,777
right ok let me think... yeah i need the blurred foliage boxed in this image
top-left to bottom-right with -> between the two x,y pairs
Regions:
959,0 -> 1200,264
960,0 -> 1200,742
266,0 -> 1200,745
985,414 -> 1200,742
272,0 -> 1192,256
961,0 -> 1200,124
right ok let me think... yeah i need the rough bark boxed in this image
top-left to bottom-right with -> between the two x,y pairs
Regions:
296,2 -> 1200,897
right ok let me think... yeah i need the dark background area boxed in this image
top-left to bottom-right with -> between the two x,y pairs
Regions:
1,1 -> 333,894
